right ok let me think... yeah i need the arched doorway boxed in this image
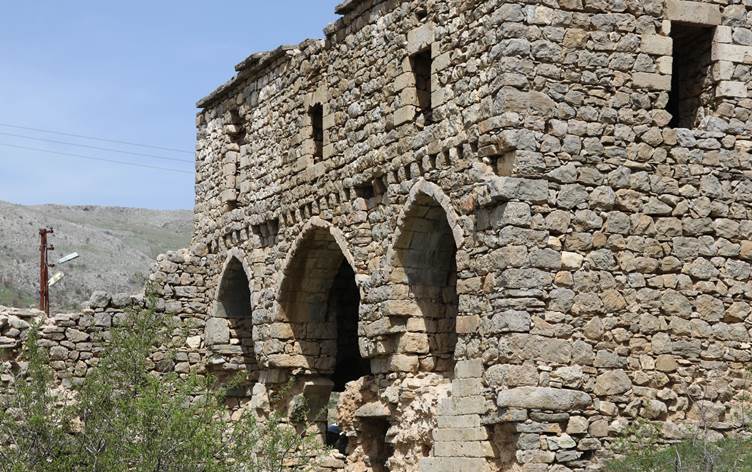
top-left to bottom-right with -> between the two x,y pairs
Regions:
390,191 -> 458,376
277,223 -> 370,390
215,256 -> 251,318
210,254 -> 257,393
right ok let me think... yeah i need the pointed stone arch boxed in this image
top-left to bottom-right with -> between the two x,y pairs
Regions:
274,217 -> 359,303
273,217 -> 370,390
207,248 -> 258,390
213,248 -> 254,318
385,179 -> 463,376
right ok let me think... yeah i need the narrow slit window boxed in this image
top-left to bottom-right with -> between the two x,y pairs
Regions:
310,103 -> 324,160
411,49 -> 433,123
668,23 -> 715,128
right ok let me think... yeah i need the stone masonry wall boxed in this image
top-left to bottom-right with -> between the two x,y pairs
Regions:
6,0 -> 752,470
180,0 -> 752,470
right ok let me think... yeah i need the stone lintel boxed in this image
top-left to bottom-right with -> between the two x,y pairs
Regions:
407,23 -> 435,55
666,0 -> 722,25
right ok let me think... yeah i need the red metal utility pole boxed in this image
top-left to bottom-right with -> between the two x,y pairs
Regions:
39,227 -> 54,315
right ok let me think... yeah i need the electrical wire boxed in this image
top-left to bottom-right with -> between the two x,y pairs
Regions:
0,142 -> 194,175
0,122 -> 193,154
0,131 -> 193,163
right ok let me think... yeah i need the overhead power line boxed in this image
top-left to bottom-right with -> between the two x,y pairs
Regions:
0,122 -> 193,154
0,142 -> 194,175
0,131 -> 193,163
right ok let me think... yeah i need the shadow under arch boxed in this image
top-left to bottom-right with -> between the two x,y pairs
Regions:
210,248 -> 258,390
275,217 -> 370,391
386,179 -> 463,376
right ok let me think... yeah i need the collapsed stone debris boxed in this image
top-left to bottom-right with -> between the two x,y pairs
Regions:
5,0 -> 752,470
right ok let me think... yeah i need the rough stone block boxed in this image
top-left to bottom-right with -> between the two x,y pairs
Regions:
666,0 -> 721,25
437,414 -> 481,428
716,81 -> 748,98
394,71 -> 414,91
439,396 -> 492,415
452,378 -> 483,397
433,440 -> 494,457
455,359 -> 484,378
632,72 -> 671,91
407,23 -> 435,54
594,370 -> 632,395
220,189 -> 238,203
712,43 -> 752,63
714,26 -> 732,43
389,354 -> 419,372
419,457 -> 491,472
354,401 -> 390,418
204,318 -> 230,345
456,315 -> 480,334
712,61 -> 734,81
497,387 -> 592,411
640,35 -> 672,55
432,427 -> 488,442
486,177 -> 549,204
393,106 -> 415,126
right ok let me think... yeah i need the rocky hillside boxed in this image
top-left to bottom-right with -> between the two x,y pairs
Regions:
0,200 -> 192,311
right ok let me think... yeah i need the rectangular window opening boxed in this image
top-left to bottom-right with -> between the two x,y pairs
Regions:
354,183 -> 375,200
410,48 -> 433,123
668,22 -> 715,128
310,103 -> 324,160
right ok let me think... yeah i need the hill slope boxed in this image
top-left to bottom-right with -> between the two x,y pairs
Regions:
0,201 -> 192,310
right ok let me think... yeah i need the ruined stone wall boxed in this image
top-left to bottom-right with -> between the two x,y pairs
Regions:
181,0 -> 752,470
0,247 -> 213,397
6,0 -> 752,470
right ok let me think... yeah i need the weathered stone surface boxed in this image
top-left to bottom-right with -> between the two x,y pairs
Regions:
497,387 -> 592,412
6,2 -> 752,470
204,318 -> 230,345
594,370 -> 632,396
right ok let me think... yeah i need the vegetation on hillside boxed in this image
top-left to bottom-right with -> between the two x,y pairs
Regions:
0,282 -> 35,309
0,200 -> 192,310
605,414 -> 752,472
0,302 -> 320,471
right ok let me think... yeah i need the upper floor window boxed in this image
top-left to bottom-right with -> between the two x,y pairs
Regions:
668,22 -> 715,128
310,103 -> 324,161
410,48 -> 433,124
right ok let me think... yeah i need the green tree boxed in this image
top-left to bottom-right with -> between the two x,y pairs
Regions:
0,302 -> 320,471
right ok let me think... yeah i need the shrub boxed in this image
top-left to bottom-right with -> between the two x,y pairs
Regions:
0,302 -> 320,471
605,436 -> 752,472
605,419 -> 752,472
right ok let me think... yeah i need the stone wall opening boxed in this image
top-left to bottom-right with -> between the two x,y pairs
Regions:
410,48 -> 433,123
310,103 -> 324,161
215,256 -> 251,318
278,226 -> 368,387
210,256 -> 257,393
391,193 -> 458,375
329,261 -> 371,391
668,22 -> 715,128
358,416 -> 393,472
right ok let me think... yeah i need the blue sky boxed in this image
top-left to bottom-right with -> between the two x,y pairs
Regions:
0,1 -> 339,210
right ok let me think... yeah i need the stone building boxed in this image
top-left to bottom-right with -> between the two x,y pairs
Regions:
5,0 -> 752,470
